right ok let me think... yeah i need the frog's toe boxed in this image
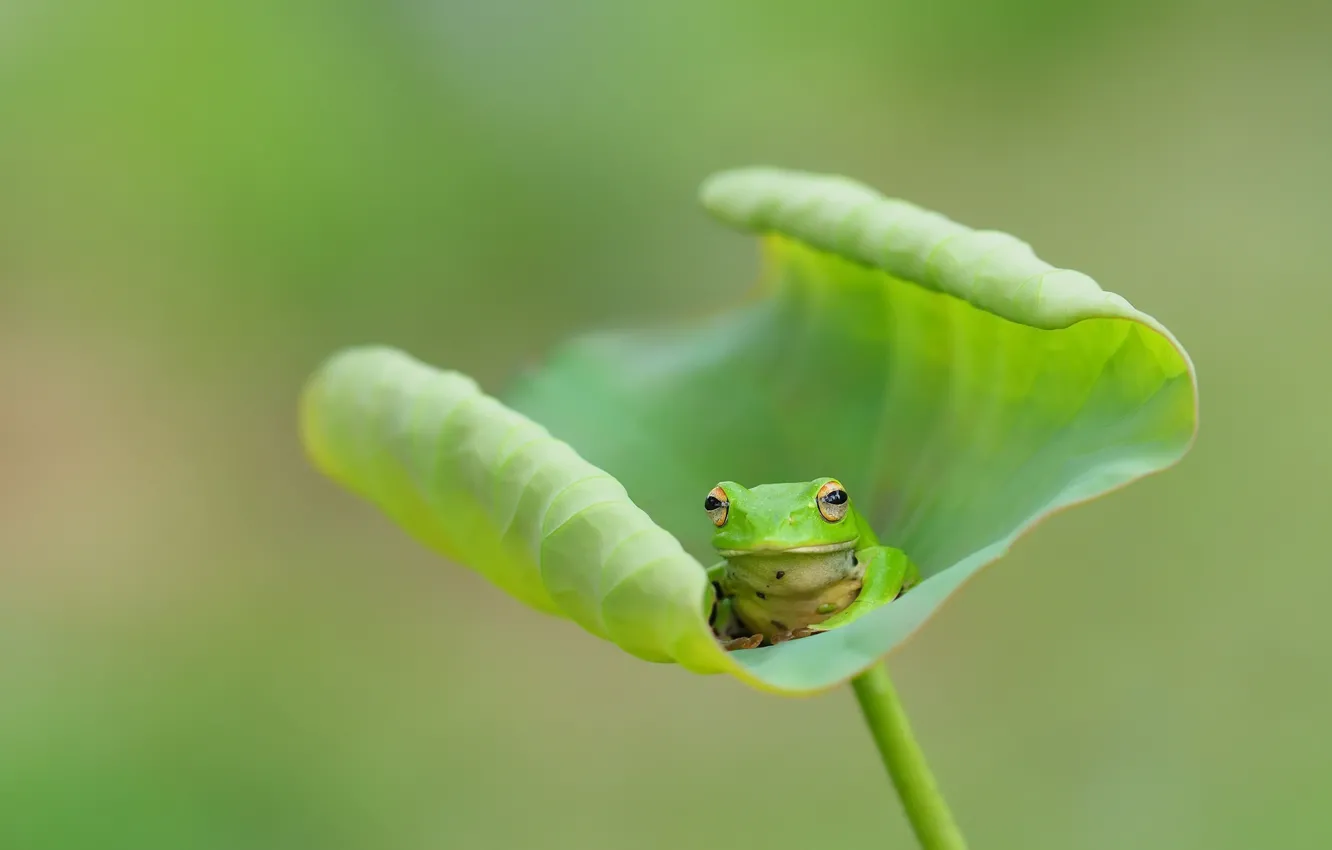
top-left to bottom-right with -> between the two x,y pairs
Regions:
769,628 -> 818,644
721,634 -> 764,651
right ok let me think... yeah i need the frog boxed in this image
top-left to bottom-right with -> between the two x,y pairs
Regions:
703,477 -> 921,651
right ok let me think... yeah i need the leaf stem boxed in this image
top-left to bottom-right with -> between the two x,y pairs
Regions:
850,663 -> 968,850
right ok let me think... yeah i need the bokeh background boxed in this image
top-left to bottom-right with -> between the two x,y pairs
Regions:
2,1 -> 1329,848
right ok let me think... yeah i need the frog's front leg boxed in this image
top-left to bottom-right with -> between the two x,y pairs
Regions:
810,546 -> 920,633
707,560 -> 763,651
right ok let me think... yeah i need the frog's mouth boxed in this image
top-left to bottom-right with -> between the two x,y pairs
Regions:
715,539 -> 858,558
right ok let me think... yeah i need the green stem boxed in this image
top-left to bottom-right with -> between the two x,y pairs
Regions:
850,663 -> 968,850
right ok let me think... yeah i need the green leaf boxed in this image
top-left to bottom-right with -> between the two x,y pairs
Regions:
300,167 -> 1198,695
299,347 -> 745,680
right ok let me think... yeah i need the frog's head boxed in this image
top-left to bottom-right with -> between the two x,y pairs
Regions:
705,477 -> 861,556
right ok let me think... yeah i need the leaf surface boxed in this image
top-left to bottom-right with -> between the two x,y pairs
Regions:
302,168 -> 1198,694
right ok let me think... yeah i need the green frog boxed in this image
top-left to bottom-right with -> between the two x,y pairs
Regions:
705,478 -> 920,650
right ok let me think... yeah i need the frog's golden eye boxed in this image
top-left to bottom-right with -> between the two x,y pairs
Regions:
704,486 -> 729,527
816,480 -> 850,522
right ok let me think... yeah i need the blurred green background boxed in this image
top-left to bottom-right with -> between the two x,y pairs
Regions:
2,0 -> 1329,848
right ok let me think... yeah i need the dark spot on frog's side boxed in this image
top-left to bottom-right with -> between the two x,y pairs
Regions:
756,591 -> 766,599
775,570 -> 785,579
771,619 -> 787,631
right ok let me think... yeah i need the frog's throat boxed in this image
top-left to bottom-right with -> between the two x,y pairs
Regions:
714,539 -> 858,559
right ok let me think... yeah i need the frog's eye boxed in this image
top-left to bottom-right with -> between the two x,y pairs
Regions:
704,486 -> 729,527
816,480 -> 850,522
